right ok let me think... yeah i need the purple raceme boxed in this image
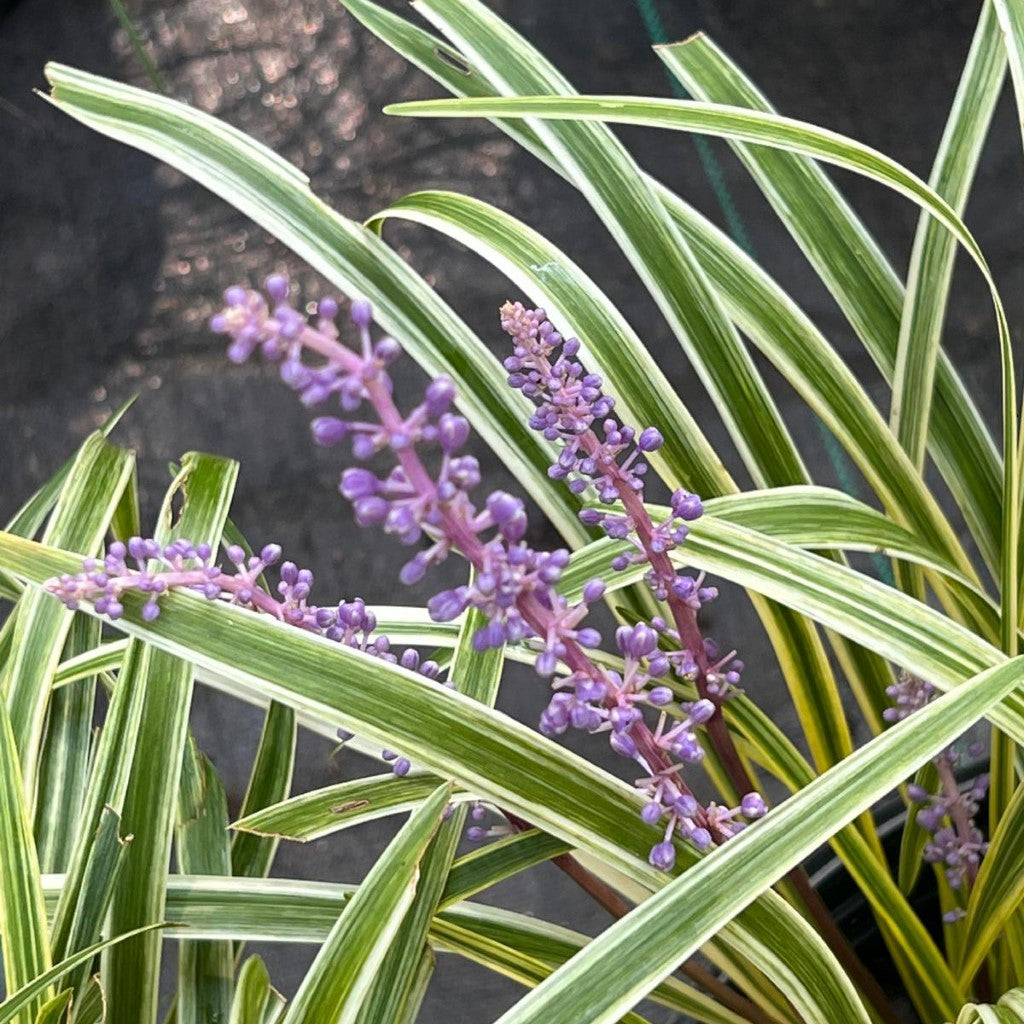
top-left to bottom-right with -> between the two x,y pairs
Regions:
45,536 -> 437,777
888,671 -> 989,920
499,302 -> 744,713
208,277 -> 766,867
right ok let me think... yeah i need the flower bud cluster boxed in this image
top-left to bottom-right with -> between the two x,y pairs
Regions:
888,671 -> 989,915
207,278 -> 766,865
45,537 -> 439,776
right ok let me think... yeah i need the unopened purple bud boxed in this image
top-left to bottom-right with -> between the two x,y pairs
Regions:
638,427 -> 663,452
425,376 -> 457,416
428,588 -> 468,622
467,826 -> 488,842
672,490 -> 704,521
609,731 -> 638,759
674,794 -> 699,819
318,297 -> 339,320
260,544 -> 282,565
312,417 -> 350,447
582,578 -> 606,603
649,841 -> 676,871
641,802 -> 663,824
340,468 -> 380,500
350,299 -> 373,328
374,337 -> 401,363
616,623 -> 658,660
227,545 -> 246,565
689,699 -> 716,725
535,651 -> 557,676
393,758 -> 411,777
142,600 -> 160,621
576,628 -> 602,648
265,274 -> 289,302
353,496 -> 389,526
486,491 -> 522,524
690,828 -> 712,850
399,554 -> 429,586
648,686 -> 673,706
224,285 -> 248,307
741,793 -> 767,819
578,508 -> 602,527
438,414 -> 470,453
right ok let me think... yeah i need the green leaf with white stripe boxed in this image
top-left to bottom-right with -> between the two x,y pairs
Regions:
0,399 -> 135,603
50,640 -> 149,964
2,534 -> 879,1023
891,2 -> 1005,470
228,957 -> 282,1024
411,0 -> 805,497
3,433 -> 134,802
344,0 -> 995,593
55,808 -> 129,1003
386,92 -> 1021,648
67,977 -> 104,1024
440,830 -> 571,909
175,741 -> 234,1023
32,991 -> 71,1024
233,774 -> 466,842
368,189 -> 729,497
956,776 -> 1024,984
103,452 -> 237,1024
0,698 -> 51,1023
41,63 -> 582,549
490,657 -> 1024,1024
230,701 -> 296,881
994,0 -> 1024,160
356,600 -> 505,1024
945,986 -> 1024,1024
280,782 -> 451,1024
657,29 -> 1003,577
0,927 -> 163,1024
34,616 -> 103,873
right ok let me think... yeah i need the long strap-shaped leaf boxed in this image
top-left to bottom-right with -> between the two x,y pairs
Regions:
408,0 -> 803,490
0,537 -> 876,1024
368,189 -> 732,499
0,699 -> 51,1023
104,453 -> 237,1024
488,657 -> 1024,1024
892,2 -> 1005,470
344,0 -> 1000,593
0,925 -> 164,1024
387,91 -> 1020,649
40,64 -> 583,551
369,188 -> 973,584
33,876 -> 754,1024
2,433 -> 134,803
957,773 -> 1024,983
373,0 -> 864,778
355,600 -> 505,1024
280,783 -> 451,1024
658,27 -> 1004,585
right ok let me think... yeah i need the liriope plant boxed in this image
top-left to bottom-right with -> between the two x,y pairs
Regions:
2,1 -> 1024,1022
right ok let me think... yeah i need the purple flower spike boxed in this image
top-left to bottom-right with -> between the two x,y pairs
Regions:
887,670 -> 988,891
206,281 -> 759,861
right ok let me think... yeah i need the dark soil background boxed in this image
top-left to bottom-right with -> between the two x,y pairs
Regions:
0,0 -> 1019,1020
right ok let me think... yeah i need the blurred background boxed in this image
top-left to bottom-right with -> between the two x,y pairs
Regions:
0,1 -> 1020,1018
